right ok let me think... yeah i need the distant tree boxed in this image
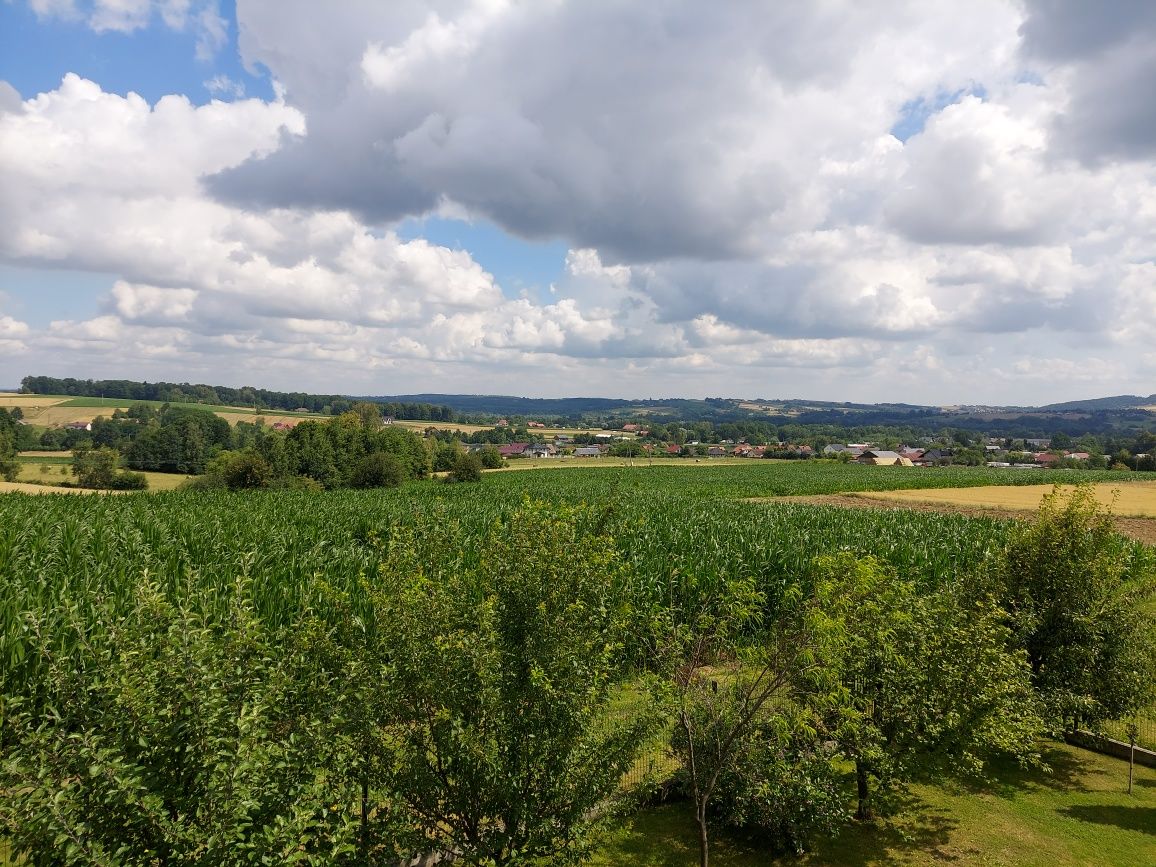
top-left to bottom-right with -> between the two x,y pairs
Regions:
349,451 -> 405,489
478,445 -> 504,469
444,451 -> 483,483
72,445 -> 120,489
207,449 -> 273,490
0,412 -> 19,481
352,401 -> 383,429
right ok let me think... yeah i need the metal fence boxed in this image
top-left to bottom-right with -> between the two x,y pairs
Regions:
1103,707 -> 1156,752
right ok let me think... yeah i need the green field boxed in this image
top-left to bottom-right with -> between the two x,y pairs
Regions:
2,462 -> 1153,864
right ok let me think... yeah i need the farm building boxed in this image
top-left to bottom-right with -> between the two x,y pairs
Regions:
858,450 -> 913,467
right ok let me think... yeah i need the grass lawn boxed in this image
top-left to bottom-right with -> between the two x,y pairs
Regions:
11,462 -> 191,491
589,743 -> 1156,866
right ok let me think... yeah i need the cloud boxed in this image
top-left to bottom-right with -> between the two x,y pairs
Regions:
5,4 -> 1156,404
1019,0 -> 1156,164
212,0 -> 1023,263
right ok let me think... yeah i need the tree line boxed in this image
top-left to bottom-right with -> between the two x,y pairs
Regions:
20,376 -> 457,421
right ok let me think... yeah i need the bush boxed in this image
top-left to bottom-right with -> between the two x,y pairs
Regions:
108,471 -> 149,490
478,444 -> 505,469
269,475 -> 325,492
220,450 -> 274,490
349,451 -> 406,489
178,473 -> 226,492
444,451 -> 483,483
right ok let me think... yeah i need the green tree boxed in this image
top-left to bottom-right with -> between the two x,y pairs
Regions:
445,450 -> 483,483
665,575 -> 843,867
813,553 -> 1043,820
988,484 -> 1156,730
0,411 -> 19,481
478,444 -> 504,469
348,451 -> 405,489
0,579 -> 349,864
71,445 -> 120,488
319,501 -> 654,865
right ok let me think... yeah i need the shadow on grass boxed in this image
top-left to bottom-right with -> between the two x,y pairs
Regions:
785,788 -> 959,867
1058,805 -> 1156,835
938,744 -> 1091,800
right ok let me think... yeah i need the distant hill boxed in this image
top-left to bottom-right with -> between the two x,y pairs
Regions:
18,375 -> 1156,437
1040,394 -> 1156,412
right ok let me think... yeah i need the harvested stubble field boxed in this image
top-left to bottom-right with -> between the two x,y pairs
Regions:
774,483 -> 1156,545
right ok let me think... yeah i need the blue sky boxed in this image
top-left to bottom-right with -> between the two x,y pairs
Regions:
0,0 -> 271,104
1,1 -> 1153,403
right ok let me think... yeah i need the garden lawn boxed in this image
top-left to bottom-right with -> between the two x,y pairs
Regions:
589,743 -> 1156,866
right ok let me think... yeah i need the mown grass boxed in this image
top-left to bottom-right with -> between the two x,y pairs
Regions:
590,743 -> 1156,866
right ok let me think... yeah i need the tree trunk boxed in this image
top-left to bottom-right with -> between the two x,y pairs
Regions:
695,799 -> 710,867
855,759 -> 872,821
1129,735 -> 1136,796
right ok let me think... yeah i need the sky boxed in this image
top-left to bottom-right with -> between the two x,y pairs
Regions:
1,1 -> 1154,405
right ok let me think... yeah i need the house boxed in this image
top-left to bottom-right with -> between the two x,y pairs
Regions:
622,423 -> 640,432
666,444 -> 682,455
65,421 -> 92,432
495,419 -> 509,428
525,443 -> 556,458
1033,452 -> 1059,466
1066,452 -> 1091,461
527,421 -> 546,428
917,449 -> 953,466
1025,438 -> 1050,449
498,443 -> 529,458
574,446 -> 602,457
707,446 -> 727,458
857,450 -> 912,467
898,447 -> 925,461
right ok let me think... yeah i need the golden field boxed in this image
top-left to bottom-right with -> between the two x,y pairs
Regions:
859,482 -> 1156,518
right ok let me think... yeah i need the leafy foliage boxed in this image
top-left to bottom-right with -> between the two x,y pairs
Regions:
812,552 -> 1043,819
989,483 -> 1156,729
0,578 -> 351,865
315,500 -> 656,864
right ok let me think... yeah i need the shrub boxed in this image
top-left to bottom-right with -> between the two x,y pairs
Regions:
349,451 -> 405,489
108,471 -> 149,490
444,451 -> 483,483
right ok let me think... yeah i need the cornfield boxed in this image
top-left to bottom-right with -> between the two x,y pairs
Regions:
1,461 -> 1150,748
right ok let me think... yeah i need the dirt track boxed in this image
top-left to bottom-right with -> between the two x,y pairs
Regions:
768,494 -> 1156,545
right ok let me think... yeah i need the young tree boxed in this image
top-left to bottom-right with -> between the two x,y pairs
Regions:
322,500 -> 654,865
813,553 -> 1043,821
71,445 -> 120,488
665,575 -> 843,867
989,484 -> 1156,731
